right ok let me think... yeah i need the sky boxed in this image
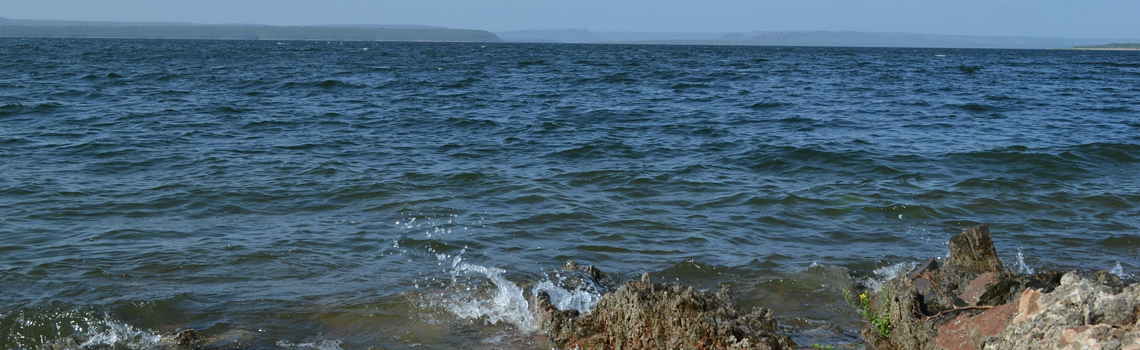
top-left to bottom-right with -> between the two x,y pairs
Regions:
3,0 -> 1139,39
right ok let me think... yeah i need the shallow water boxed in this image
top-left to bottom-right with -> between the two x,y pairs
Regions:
1,38 -> 1138,349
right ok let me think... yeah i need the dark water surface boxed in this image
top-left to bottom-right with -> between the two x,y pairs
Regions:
1,38 -> 1138,349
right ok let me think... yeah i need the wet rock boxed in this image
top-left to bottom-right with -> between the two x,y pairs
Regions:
38,337 -> 86,350
38,328 -> 251,350
539,272 -> 796,350
559,259 -> 616,293
945,224 -> 1003,273
163,329 -> 200,348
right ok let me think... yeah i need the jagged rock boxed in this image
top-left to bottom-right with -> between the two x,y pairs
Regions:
945,224 -> 1003,273
935,272 -> 1140,350
539,272 -> 796,350
559,259 -> 615,293
865,224 -> 1140,350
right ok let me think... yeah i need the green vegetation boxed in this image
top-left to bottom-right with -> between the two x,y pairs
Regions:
0,25 -> 501,42
811,343 -> 838,350
1071,43 -> 1140,50
843,288 -> 892,338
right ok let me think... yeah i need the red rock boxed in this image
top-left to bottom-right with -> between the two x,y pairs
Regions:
935,302 -> 1016,350
959,272 -> 1000,306
1011,288 -> 1042,325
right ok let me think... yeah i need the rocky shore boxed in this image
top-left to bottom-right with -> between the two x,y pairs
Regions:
531,224 -> 1139,350
39,225 -> 1139,350
863,224 -> 1139,350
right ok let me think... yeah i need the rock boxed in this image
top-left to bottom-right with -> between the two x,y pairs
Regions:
162,329 -> 199,348
935,302 -> 1017,350
539,271 -> 796,350
38,328 -> 251,350
865,224 -> 1140,350
945,224 -> 1004,273
982,272 -> 1140,349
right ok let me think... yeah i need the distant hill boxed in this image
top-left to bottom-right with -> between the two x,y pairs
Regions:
0,17 -> 501,42
311,24 -> 446,29
594,31 -> 725,42
493,27 -> 1140,49
495,29 -> 722,44
0,17 -> 208,27
1071,43 -> 1140,50
730,31 -> 1135,49
496,29 -> 602,43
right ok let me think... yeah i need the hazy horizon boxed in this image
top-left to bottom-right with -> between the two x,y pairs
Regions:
3,0 -> 1139,39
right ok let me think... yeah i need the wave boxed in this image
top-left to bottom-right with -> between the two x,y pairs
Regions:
1066,142 -> 1140,163
945,102 -> 1002,113
0,309 -> 161,350
277,79 -> 366,90
746,101 -> 788,109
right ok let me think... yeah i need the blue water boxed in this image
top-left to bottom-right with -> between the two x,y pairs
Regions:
1,38 -> 1138,349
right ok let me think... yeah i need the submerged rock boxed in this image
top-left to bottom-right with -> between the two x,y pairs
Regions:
38,328 -> 253,350
867,224 -> 1140,350
538,269 -> 796,350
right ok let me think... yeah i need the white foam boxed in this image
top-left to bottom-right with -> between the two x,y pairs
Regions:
1110,261 -> 1131,279
76,316 -> 162,350
531,279 -> 602,315
1016,249 -> 1035,274
862,262 -> 915,292
431,253 -> 539,333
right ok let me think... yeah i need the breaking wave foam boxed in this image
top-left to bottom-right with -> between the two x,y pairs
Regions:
423,251 -> 538,333
421,251 -> 607,335
862,262 -> 915,292
74,318 -> 162,350
4,311 -> 161,350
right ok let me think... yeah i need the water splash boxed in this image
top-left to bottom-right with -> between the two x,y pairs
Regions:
1016,249 -> 1035,274
862,262 -> 915,292
4,311 -> 161,350
531,276 -> 603,315
1109,261 -> 1131,279
77,318 -> 162,350
427,253 -> 539,333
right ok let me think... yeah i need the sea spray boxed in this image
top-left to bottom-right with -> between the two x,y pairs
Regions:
4,310 -> 161,350
1016,249 -> 1035,274
1110,261 -> 1132,279
530,277 -> 603,315
862,262 -> 915,292
427,252 -> 539,333
77,318 -> 162,350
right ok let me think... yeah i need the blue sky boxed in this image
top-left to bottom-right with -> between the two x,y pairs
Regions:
2,0 -> 1138,38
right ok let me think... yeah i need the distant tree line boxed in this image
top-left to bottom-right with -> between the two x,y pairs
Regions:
0,25 -> 502,42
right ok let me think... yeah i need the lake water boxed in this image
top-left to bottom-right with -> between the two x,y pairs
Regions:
1,38 -> 1138,349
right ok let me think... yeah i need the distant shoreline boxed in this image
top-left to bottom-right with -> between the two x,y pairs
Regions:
1068,43 -> 1140,50
4,17 -> 1140,49
0,25 -> 502,42
1066,48 -> 1140,51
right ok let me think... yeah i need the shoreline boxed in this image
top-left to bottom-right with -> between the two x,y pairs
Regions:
531,224 -> 1140,350
31,224 -> 1140,350
1064,48 -> 1140,51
